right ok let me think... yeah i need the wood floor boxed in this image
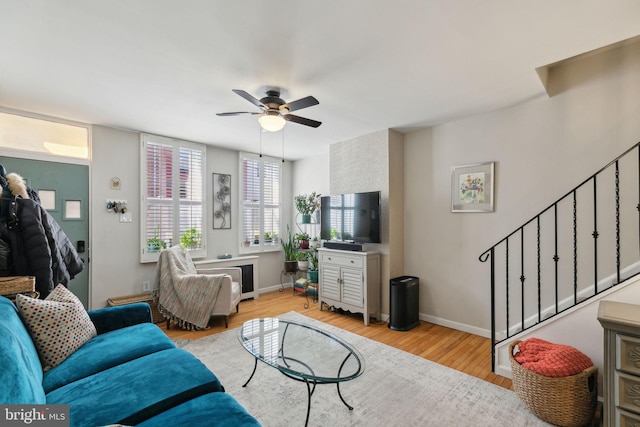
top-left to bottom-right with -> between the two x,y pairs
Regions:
163,289 -> 513,390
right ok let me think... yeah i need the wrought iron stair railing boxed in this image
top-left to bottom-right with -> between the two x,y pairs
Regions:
479,142 -> 640,371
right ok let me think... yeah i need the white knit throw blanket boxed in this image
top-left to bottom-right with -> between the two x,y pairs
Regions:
154,245 -> 224,330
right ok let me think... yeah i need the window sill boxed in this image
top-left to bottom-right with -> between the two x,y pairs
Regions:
239,246 -> 281,255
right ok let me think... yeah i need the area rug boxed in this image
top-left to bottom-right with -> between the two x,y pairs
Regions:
181,312 -> 551,426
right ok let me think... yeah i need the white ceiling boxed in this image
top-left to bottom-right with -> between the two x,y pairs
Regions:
1,1 -> 640,160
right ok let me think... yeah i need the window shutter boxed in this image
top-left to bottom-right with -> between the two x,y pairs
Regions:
145,142 -> 174,246
240,153 -> 281,251
263,159 -> 280,245
141,135 -> 206,262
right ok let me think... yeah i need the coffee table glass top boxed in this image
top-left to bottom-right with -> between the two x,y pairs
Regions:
238,318 -> 364,383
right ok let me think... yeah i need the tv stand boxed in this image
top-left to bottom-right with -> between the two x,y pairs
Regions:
318,248 -> 380,325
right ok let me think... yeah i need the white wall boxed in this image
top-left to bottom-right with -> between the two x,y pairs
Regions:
404,37 -> 640,336
291,152 -> 330,236
91,125 -> 149,309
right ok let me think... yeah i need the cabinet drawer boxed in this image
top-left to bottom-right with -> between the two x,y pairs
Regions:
616,371 -> 640,415
320,253 -> 363,268
618,334 -> 640,376
617,407 -> 640,427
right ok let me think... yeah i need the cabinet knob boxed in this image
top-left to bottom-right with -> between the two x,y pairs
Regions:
350,260 -> 354,263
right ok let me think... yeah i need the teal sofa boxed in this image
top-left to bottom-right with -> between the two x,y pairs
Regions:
0,296 -> 260,426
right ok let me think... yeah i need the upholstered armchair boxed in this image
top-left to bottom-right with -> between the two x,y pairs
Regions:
156,245 -> 243,330
195,266 -> 242,328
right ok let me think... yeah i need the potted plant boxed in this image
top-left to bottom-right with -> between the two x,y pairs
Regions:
180,228 -> 202,249
295,191 -> 321,224
295,232 -> 310,249
296,251 -> 310,271
308,247 -> 319,283
264,231 -> 277,244
281,225 -> 297,272
147,226 -> 166,253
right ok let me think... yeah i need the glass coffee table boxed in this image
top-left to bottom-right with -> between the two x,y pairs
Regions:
238,318 -> 364,426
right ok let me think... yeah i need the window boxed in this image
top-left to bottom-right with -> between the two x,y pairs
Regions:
141,134 -> 206,262
0,111 -> 90,159
239,152 -> 281,252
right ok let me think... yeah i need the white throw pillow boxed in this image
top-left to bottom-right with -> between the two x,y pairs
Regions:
16,284 -> 97,370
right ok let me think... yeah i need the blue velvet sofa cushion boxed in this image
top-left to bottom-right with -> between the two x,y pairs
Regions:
46,348 -> 224,427
88,302 -> 153,335
43,322 -> 175,393
138,391 -> 261,427
0,297 -> 46,404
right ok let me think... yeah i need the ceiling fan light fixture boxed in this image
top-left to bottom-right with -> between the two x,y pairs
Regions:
258,112 -> 286,132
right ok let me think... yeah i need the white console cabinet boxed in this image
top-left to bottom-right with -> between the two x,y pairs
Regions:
598,300 -> 640,427
318,248 -> 380,326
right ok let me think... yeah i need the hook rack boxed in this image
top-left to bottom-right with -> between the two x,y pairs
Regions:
106,199 -> 128,213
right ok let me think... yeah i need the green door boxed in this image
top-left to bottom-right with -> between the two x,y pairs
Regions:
0,157 -> 89,307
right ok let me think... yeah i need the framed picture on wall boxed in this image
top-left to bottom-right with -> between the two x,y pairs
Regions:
213,173 -> 231,229
451,162 -> 494,212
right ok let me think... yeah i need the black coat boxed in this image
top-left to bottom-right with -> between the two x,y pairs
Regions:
5,197 -> 83,298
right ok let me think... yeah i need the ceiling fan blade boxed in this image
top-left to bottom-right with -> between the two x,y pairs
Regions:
284,114 -> 322,128
232,89 -> 266,109
283,96 -> 319,113
216,112 -> 260,116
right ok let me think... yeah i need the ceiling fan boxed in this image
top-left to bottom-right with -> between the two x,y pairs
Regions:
217,88 -> 321,132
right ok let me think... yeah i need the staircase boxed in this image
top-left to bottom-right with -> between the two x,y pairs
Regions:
479,142 -> 640,376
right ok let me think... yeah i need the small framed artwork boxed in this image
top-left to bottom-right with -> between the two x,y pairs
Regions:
213,173 -> 231,229
451,162 -> 495,212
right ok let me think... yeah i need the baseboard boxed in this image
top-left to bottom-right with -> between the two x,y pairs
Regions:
256,287 -> 491,338
259,283 -> 292,294
419,313 -> 491,338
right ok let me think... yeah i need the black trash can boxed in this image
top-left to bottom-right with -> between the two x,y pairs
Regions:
389,276 -> 419,331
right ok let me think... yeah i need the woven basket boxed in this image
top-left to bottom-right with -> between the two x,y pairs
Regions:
107,291 -> 164,324
0,276 -> 36,296
509,340 -> 598,427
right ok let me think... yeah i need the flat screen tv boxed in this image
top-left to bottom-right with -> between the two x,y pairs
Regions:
320,191 -> 381,243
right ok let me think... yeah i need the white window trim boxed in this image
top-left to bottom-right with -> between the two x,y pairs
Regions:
140,133 -> 207,263
239,152 -> 282,254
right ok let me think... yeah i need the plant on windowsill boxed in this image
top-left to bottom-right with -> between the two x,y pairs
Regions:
264,231 -> 278,244
147,226 -> 167,253
180,228 -> 202,250
294,192 -> 321,224
281,225 -> 297,272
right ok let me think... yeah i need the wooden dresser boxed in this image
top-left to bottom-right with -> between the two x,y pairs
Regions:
598,300 -> 640,426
